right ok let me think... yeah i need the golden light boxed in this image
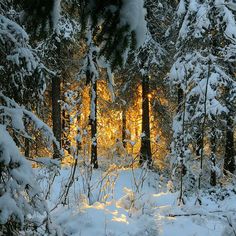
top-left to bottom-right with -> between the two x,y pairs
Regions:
61,79 -> 169,169
148,93 -> 152,99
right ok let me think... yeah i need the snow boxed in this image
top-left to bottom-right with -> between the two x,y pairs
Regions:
0,193 -> 23,225
194,3 -> 210,38
33,167 -> 236,236
1,0 -> 236,234
177,1 -> 211,39
0,92 -> 60,150
55,16 -> 80,40
0,124 -> 47,226
216,1 -> 236,41
0,15 -> 28,43
7,47 -> 38,72
52,0 -> 61,30
176,0 -> 236,42
135,30 -> 166,74
177,0 -> 186,16
119,0 -> 147,47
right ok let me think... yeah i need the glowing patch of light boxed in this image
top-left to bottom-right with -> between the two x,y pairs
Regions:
112,214 -> 129,224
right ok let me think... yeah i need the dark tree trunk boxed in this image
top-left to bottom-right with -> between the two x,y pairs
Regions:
177,84 -> 183,113
24,119 -> 30,158
139,76 -> 152,167
224,114 -> 235,174
25,138 -> 30,157
52,76 -> 61,158
198,61 -> 211,190
176,84 -> 187,182
196,131 -> 202,157
76,116 -> 82,156
223,65 -> 235,174
25,130 -> 30,158
210,128 -> 216,186
122,109 -> 127,149
90,79 -> 98,168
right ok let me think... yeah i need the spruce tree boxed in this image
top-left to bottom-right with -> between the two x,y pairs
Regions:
0,4 -> 58,232
169,0 -> 236,194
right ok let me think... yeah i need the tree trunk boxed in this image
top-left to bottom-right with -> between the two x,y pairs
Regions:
90,79 -> 98,168
25,134 -> 30,158
24,119 -> 30,158
122,109 -> 127,149
62,109 -> 71,153
196,131 -> 202,157
198,62 -> 211,190
178,87 -> 186,205
224,114 -> 235,174
139,76 -> 152,167
52,76 -> 61,158
177,84 -> 183,113
76,116 -> 82,156
61,76 -> 71,154
210,128 -> 216,186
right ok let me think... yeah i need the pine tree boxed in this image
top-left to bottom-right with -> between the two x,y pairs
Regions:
21,0 -> 147,67
169,0 -> 236,193
78,28 -> 100,168
37,6 -> 80,157
135,31 -> 166,167
139,74 -> 152,166
52,75 -> 62,158
0,5 -> 59,232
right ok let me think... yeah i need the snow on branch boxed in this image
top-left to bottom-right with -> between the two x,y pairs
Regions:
119,0 -> 147,48
0,124 -> 47,226
0,92 -> 60,151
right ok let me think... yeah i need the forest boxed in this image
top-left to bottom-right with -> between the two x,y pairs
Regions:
0,0 -> 236,235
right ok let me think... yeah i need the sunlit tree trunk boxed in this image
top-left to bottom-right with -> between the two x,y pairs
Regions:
90,79 -> 98,168
76,115 -> 82,155
139,76 -> 152,167
224,113 -> 235,174
61,76 -> 71,154
62,108 -> 71,153
52,76 -> 61,158
122,108 -> 127,149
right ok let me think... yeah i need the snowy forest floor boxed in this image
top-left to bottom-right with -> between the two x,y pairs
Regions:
36,166 -> 236,236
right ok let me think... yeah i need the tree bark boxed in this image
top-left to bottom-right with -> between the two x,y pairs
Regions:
139,76 -> 152,167
177,84 -> 183,113
224,114 -> 235,174
24,119 -> 30,158
90,79 -> 98,168
210,128 -> 216,186
62,109 -> 71,153
122,108 -> 127,149
52,76 -> 61,158
196,131 -> 202,157
76,116 -> 82,155
198,61 -> 210,190
25,135 -> 30,158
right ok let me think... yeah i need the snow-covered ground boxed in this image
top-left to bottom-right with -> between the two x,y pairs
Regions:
37,167 -> 236,236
